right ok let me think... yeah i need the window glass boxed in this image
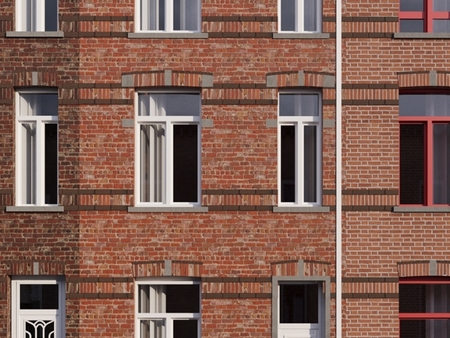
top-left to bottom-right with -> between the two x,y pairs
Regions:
281,0 -> 296,31
433,124 -> 450,204
281,126 -> 296,203
45,0 -> 58,31
304,0 -> 317,31
400,0 -> 423,11
280,284 -> 319,323
20,94 -> 58,117
434,19 -> 450,32
400,20 -> 424,32
434,0 -> 450,11
20,284 -> 59,310
279,94 -> 319,116
139,94 -> 200,117
45,124 -> 58,204
304,125 -> 317,203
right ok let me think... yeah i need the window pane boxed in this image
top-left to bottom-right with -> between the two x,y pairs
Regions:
400,20 -> 424,32
20,284 -> 58,309
174,320 -> 198,338
140,319 -> 165,338
139,284 -> 200,313
433,124 -> 450,204
400,94 -> 450,116
434,19 -> 450,32
279,94 -> 319,116
21,122 -> 36,204
140,124 -> 166,203
20,94 -> 58,116
400,284 -> 450,313
174,0 -> 199,31
304,0 -> 317,31
45,124 -> 58,204
173,125 -> 198,203
434,0 -> 450,11
140,94 -> 200,116
141,0 -> 164,30
304,125 -> 317,203
281,126 -> 296,202
281,0 -> 296,31
401,320 -> 450,338
400,124 -> 424,204
280,284 -> 319,324
25,320 -> 55,338
400,0 -> 423,11
45,0 -> 58,31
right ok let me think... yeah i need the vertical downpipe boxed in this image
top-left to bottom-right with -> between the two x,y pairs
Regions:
335,0 -> 343,336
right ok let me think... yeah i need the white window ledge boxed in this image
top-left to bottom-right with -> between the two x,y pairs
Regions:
273,33 -> 330,39
128,206 -> 209,213
128,32 -> 208,39
6,206 -> 64,212
393,33 -> 450,39
393,206 -> 450,213
6,31 -> 64,38
273,206 -> 330,213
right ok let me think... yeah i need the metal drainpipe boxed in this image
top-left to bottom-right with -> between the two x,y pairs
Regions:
335,0 -> 343,336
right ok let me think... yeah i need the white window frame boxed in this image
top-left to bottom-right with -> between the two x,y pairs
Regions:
15,0 -> 58,32
15,90 -> 59,207
278,0 -> 322,33
135,278 -> 201,338
136,0 -> 201,32
278,91 -> 322,207
135,90 -> 201,207
12,277 -> 65,338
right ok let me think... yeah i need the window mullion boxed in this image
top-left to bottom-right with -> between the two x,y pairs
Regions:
166,0 -> 173,31
297,0 -> 303,32
426,0 -> 433,32
426,121 -> 434,205
35,121 -> 44,205
296,122 -> 302,204
166,122 -> 173,204
36,0 -> 45,31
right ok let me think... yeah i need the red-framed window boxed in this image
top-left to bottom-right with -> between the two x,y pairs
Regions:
399,93 -> 450,206
400,0 -> 450,32
399,277 -> 450,338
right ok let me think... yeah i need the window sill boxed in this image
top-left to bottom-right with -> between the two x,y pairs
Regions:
393,32 -> 450,39
128,32 -> 208,39
273,206 -> 330,213
6,31 -> 64,38
6,206 -> 64,212
128,206 -> 209,213
393,206 -> 450,213
272,33 -> 330,39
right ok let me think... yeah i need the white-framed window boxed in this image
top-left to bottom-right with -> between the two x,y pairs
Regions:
12,277 -> 65,338
135,279 -> 201,338
136,91 -> 201,206
16,0 -> 58,31
279,0 -> 321,33
278,92 -> 322,206
273,278 -> 328,338
137,0 -> 201,32
15,90 -> 59,206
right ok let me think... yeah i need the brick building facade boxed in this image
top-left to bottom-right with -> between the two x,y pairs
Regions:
1,0 -> 450,337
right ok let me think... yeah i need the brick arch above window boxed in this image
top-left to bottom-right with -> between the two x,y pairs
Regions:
266,70 -> 335,89
398,70 -> 450,88
398,260 -> 450,277
8,261 -> 65,276
121,70 -> 213,88
13,71 -> 59,87
271,259 -> 330,277
132,260 -> 203,278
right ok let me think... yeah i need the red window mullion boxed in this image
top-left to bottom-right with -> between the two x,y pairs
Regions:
400,312 -> 450,319
426,0 -> 433,32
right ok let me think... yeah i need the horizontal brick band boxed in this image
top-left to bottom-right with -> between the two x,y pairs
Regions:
203,293 -> 272,299
202,189 -> 277,195
0,293 -> 6,299
65,32 -> 128,38
212,83 -> 267,89
67,293 -> 132,299
61,15 -> 133,21
60,99 -> 132,105
323,189 -> 398,195
334,293 -> 399,299
343,99 -> 398,105
342,16 -> 398,22
202,99 -> 276,105
342,83 -> 398,89
332,277 -> 399,283
0,189 -> 13,194
343,33 -> 393,38
60,189 -> 133,195
67,277 -> 133,282
60,83 -> 123,89
202,277 -> 272,283
63,205 -> 128,211
202,16 -> 276,22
